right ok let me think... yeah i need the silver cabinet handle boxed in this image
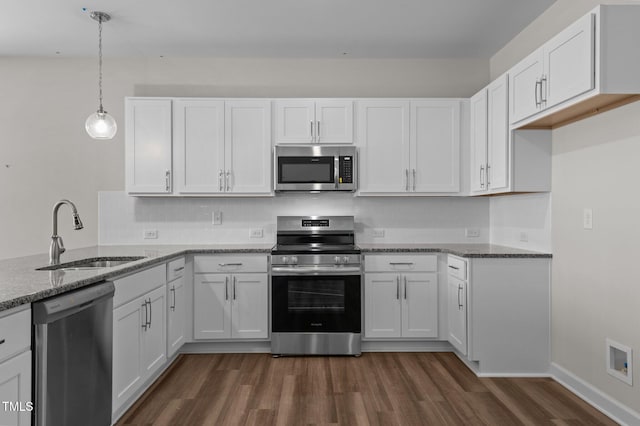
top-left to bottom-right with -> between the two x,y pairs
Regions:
218,170 -> 224,191
541,75 -> 548,103
487,164 -> 491,186
170,285 -> 176,311
233,276 -> 237,300
405,169 -> 409,191
412,169 -> 416,192
225,170 -> 231,192
458,284 -> 464,310
317,121 -> 320,142
147,298 -> 152,329
535,79 -> 541,107
389,262 -> 414,266
480,165 -> 485,188
0,339 -> 5,345
396,276 -> 400,300
404,276 -> 407,299
173,266 -> 184,273
218,263 -> 243,267
225,276 -> 229,301
141,301 -> 148,330
448,265 -> 460,270
165,170 -> 171,192
310,121 -> 314,143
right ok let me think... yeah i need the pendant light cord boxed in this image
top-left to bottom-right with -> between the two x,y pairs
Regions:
97,15 -> 104,113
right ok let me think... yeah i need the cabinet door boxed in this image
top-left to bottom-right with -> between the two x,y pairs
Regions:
447,276 -> 467,355
509,50 -> 544,124
487,75 -> 510,192
411,100 -> 460,193
230,274 -> 268,339
112,297 -> 144,412
401,273 -> 438,338
0,350 -> 31,426
173,100 -> 225,194
125,99 -> 173,194
225,101 -> 272,194
364,273 -> 401,338
315,100 -> 353,144
141,286 -> 166,380
167,276 -> 186,358
469,89 -> 488,193
543,13 -> 595,109
194,274 -> 231,339
357,100 -> 410,193
274,100 -> 315,144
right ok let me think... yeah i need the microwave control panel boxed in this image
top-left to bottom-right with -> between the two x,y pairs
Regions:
339,156 -> 353,184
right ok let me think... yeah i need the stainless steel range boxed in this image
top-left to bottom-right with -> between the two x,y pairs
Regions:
271,216 -> 362,356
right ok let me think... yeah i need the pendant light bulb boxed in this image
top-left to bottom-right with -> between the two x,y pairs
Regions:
86,11 -> 116,140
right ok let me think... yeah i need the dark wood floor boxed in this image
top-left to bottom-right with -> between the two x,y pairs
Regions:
116,353 -> 617,426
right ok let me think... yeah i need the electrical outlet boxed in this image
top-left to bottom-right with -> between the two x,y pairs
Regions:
583,208 -> 593,229
212,210 -> 222,225
372,228 -> 385,238
250,228 -> 264,238
143,229 -> 158,239
519,232 -> 529,242
465,228 -> 480,238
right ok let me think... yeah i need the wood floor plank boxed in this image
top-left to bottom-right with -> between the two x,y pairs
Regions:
116,353 -> 619,426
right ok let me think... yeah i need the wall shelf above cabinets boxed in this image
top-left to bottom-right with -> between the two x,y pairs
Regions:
274,99 -> 353,144
509,5 -> 640,130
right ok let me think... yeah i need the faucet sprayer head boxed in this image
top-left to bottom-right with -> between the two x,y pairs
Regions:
72,212 -> 84,230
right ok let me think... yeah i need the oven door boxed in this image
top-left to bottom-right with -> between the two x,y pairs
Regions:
272,273 -> 361,333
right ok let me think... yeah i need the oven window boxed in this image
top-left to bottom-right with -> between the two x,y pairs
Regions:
278,156 -> 334,183
288,280 -> 344,312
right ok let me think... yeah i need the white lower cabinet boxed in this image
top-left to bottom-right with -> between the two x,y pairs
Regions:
364,255 -> 438,339
112,266 -> 167,415
167,258 -> 187,358
0,307 -> 32,426
193,255 -> 268,340
447,256 -> 468,355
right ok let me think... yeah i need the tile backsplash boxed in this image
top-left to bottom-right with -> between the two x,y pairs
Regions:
99,191 -> 490,245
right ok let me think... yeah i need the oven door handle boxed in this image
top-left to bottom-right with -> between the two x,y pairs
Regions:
271,266 -> 362,276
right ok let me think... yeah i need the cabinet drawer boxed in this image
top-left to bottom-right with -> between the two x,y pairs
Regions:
114,264 -> 166,308
194,255 -> 268,273
365,254 -> 437,272
447,255 -> 467,280
167,257 -> 185,281
0,307 -> 30,363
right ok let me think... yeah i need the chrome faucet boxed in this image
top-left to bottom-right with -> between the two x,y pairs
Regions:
49,199 -> 84,265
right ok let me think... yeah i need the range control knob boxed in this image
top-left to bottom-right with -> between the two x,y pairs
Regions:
342,256 -> 350,264
281,256 -> 289,265
334,256 -> 341,265
290,256 -> 298,265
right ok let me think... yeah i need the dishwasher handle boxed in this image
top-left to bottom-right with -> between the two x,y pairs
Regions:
33,281 -> 115,325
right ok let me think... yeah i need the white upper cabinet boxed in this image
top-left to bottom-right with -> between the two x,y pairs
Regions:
358,99 -> 461,195
410,100 -> 460,193
486,76 -> 510,192
509,5 -> 640,129
275,99 -> 353,144
357,100 -> 410,193
125,99 -> 173,194
173,100 -> 225,194
469,89 -> 488,193
224,100 -> 272,194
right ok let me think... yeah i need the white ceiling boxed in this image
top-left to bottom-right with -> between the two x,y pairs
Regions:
0,0 -> 555,58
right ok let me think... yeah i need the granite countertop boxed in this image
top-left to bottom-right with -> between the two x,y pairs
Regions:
0,243 -> 550,312
0,244 -> 273,312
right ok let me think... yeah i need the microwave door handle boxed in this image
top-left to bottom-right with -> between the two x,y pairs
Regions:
310,121 -> 314,143
334,156 -> 340,189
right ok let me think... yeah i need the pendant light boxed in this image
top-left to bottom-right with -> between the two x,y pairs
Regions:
85,11 -> 117,140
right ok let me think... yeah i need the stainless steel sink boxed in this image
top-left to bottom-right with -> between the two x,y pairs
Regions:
37,256 -> 146,271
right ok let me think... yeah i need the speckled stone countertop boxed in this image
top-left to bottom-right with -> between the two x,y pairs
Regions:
0,244 -> 272,312
0,243 -> 550,312
359,243 -> 552,258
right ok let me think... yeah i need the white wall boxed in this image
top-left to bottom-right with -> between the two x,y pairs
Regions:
99,191 -> 490,245
0,56 -> 488,260
491,0 -> 640,414
489,193 -> 552,252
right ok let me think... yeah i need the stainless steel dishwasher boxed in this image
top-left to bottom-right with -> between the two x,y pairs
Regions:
33,281 -> 115,426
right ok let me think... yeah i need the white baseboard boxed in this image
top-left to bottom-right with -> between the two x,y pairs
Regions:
550,363 -> 640,426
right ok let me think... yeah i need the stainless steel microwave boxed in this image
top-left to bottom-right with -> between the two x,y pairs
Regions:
274,145 -> 357,192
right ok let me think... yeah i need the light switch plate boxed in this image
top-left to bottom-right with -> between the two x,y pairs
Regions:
465,228 -> 480,238
143,229 -> 158,239
212,211 -> 222,225
372,228 -> 385,238
583,208 -> 593,229
250,228 -> 264,238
